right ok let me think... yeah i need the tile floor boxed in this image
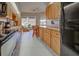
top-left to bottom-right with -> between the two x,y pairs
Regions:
13,30 -> 56,56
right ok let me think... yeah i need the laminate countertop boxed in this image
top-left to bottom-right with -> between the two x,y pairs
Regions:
40,26 -> 60,31
0,30 -> 17,45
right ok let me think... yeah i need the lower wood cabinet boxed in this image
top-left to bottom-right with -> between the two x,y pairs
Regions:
43,28 -> 51,48
50,30 -> 60,55
46,29 -> 51,48
43,28 -> 47,42
39,27 -> 60,55
39,27 -> 43,40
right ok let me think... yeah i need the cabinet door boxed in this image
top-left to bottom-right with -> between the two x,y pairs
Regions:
10,8 -> 12,19
51,30 -> 54,49
46,6 -> 49,19
48,5 -> 51,19
7,4 -> 10,18
54,2 -> 61,19
39,28 -> 41,39
7,4 -> 12,19
51,4 -> 55,19
46,2 -> 61,20
52,37 -> 60,55
43,28 -> 51,48
46,29 -> 51,47
46,4 -> 55,19
51,30 -> 60,55
39,27 -> 43,40
43,28 -> 47,43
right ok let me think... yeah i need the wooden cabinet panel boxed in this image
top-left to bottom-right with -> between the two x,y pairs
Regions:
51,4 -> 55,19
43,28 -> 51,48
45,2 -> 61,20
7,5 -> 10,18
39,27 -> 43,40
43,28 -> 47,42
46,6 -> 50,19
52,37 -> 60,55
48,5 -> 52,19
46,29 -> 51,47
7,4 -> 12,19
39,28 -> 41,38
54,2 -> 61,19
39,27 -> 60,55
46,4 -> 53,19
51,30 -> 60,55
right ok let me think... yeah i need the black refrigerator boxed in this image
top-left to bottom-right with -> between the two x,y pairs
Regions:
60,2 -> 79,56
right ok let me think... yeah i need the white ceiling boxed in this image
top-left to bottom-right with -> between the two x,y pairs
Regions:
16,2 -> 49,13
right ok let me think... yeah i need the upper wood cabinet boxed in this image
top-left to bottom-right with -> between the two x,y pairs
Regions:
7,4 -> 12,19
45,2 -> 61,20
54,2 -> 61,19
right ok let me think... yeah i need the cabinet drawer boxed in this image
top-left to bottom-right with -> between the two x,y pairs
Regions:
53,34 -> 60,39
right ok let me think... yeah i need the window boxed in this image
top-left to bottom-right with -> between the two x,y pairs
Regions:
40,16 -> 46,26
22,16 -> 36,28
28,16 -> 36,26
40,20 -> 46,26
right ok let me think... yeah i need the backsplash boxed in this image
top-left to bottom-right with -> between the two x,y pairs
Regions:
46,20 -> 60,26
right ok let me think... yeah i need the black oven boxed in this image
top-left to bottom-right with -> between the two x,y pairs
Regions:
61,2 -> 79,56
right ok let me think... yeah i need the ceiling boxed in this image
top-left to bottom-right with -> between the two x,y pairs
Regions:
15,2 -> 49,13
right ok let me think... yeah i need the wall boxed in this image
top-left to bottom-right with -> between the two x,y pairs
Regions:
46,20 -> 60,28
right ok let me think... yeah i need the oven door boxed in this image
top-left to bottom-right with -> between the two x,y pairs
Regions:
74,31 -> 79,52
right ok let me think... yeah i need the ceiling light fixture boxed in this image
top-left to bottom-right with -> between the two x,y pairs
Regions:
49,2 -> 54,4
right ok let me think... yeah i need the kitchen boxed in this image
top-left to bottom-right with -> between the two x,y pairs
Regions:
0,2 -> 79,56
16,2 -> 61,56
0,2 -> 61,56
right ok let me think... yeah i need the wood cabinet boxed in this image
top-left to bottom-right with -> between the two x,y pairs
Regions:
48,4 -> 55,19
7,4 -> 12,19
54,2 -> 61,19
38,27 -> 60,55
46,4 -> 52,19
43,28 -> 51,47
39,27 -> 43,40
50,30 -> 60,55
46,29 -> 51,47
45,2 -> 61,20
43,28 -> 47,42
46,7 -> 48,19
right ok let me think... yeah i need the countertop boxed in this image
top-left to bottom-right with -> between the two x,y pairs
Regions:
40,26 -> 60,31
0,30 -> 17,45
